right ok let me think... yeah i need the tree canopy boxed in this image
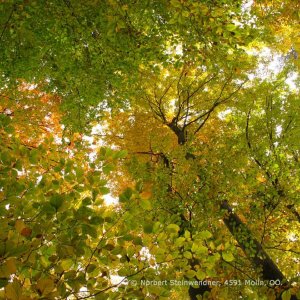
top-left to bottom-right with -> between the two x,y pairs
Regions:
0,1 -> 299,299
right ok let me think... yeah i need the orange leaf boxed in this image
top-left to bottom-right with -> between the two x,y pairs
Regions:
21,228 -> 32,237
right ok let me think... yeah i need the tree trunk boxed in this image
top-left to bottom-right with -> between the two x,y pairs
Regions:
221,200 -> 296,300
163,129 -> 296,299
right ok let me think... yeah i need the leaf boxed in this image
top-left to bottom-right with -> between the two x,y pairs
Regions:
1,258 -> 16,277
183,251 -> 192,259
36,278 -> 55,295
99,187 -> 110,195
226,24 -> 236,32
222,251 -> 234,262
15,220 -> 26,233
118,268 -> 129,276
61,259 -> 73,270
64,270 -> 77,280
281,290 -> 291,300
166,224 -> 180,233
143,223 -> 153,234
196,270 -> 206,281
103,163 -> 114,174
87,264 -> 97,273
119,187 -> 132,202
191,243 -> 208,255
198,230 -> 213,239
0,278 -> 8,288
5,280 -> 22,300
113,150 -> 128,159
185,269 -> 196,278
184,231 -> 191,239
175,237 -> 185,247
50,194 -> 64,210
140,199 -> 152,210
21,227 -> 32,237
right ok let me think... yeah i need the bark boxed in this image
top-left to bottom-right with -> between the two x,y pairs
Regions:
221,200 -> 284,281
167,119 -> 187,145
221,200 -> 297,300
286,204 -> 300,223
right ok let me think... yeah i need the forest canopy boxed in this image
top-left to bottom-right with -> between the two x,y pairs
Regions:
0,1 -> 299,299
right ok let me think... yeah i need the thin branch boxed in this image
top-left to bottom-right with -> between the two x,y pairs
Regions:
0,4 -> 16,42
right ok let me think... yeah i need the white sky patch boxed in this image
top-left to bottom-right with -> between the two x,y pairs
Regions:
36,175 -> 43,185
275,125 -> 282,137
175,44 -> 183,56
288,233 -> 298,242
170,99 -> 176,114
242,0 -> 253,12
218,108 -> 232,120
256,49 -> 284,79
246,47 -> 286,81
88,151 -> 97,162
92,123 -> 105,135
26,83 -> 38,91
103,194 -> 119,206
17,169 -> 26,176
110,274 -> 125,285
82,135 -> 94,144
286,72 -> 298,91
140,247 -> 152,261
54,135 -> 62,145
247,73 -> 255,80
83,123 -> 108,161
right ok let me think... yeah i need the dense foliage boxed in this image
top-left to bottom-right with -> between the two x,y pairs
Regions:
0,1 -> 299,299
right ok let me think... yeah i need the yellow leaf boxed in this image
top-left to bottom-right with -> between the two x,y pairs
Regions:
5,280 -> 22,300
15,220 -> 26,234
6,258 -> 17,274
36,278 -> 55,295
256,174 -> 266,183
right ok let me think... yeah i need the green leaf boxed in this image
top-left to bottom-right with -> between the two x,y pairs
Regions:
166,224 -> 180,233
87,264 -> 97,273
196,270 -> 206,281
143,223 -> 153,234
185,269 -> 196,278
191,243 -> 208,255
282,290 -> 291,300
183,251 -> 192,259
118,268 -> 129,276
175,237 -> 185,247
50,194 -> 64,210
113,150 -> 128,159
103,163 -> 114,174
0,278 -> 8,288
198,230 -> 212,239
140,199 -> 152,210
99,187 -> 110,195
222,251 -> 234,262
226,24 -> 236,32
184,231 -> 191,239
61,259 -> 73,270
119,187 -> 133,202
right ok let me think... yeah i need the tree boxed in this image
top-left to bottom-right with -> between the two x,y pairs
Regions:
0,1 -> 299,299
102,65 -> 299,299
